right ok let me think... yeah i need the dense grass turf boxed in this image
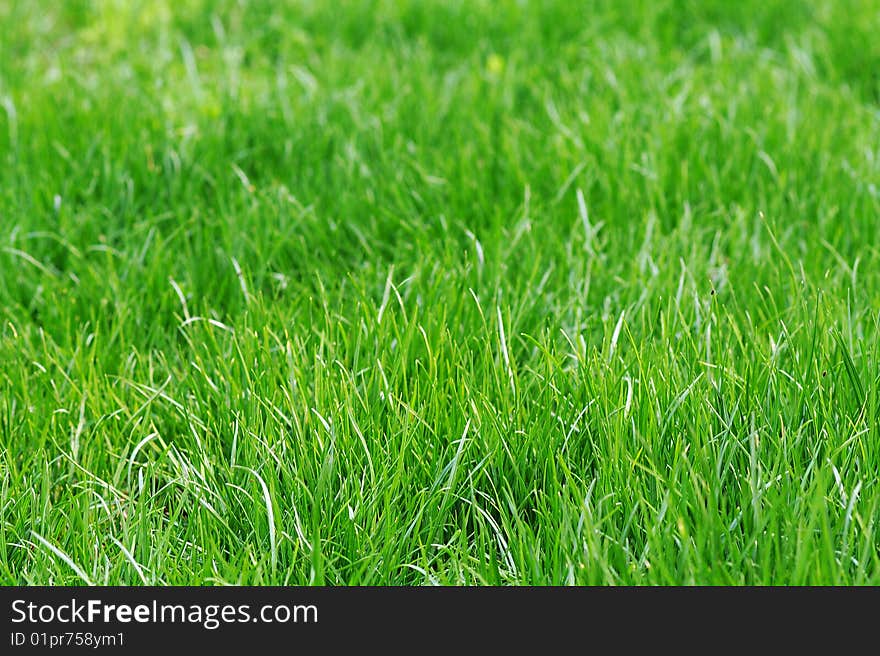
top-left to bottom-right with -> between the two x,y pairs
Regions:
2,0 -> 880,585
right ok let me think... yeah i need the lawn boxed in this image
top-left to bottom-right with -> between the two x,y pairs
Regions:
1,0 -> 879,585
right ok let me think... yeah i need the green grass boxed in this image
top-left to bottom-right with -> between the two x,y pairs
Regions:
2,0 -> 880,585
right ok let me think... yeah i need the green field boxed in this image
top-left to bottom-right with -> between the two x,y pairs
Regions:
2,0 -> 879,585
